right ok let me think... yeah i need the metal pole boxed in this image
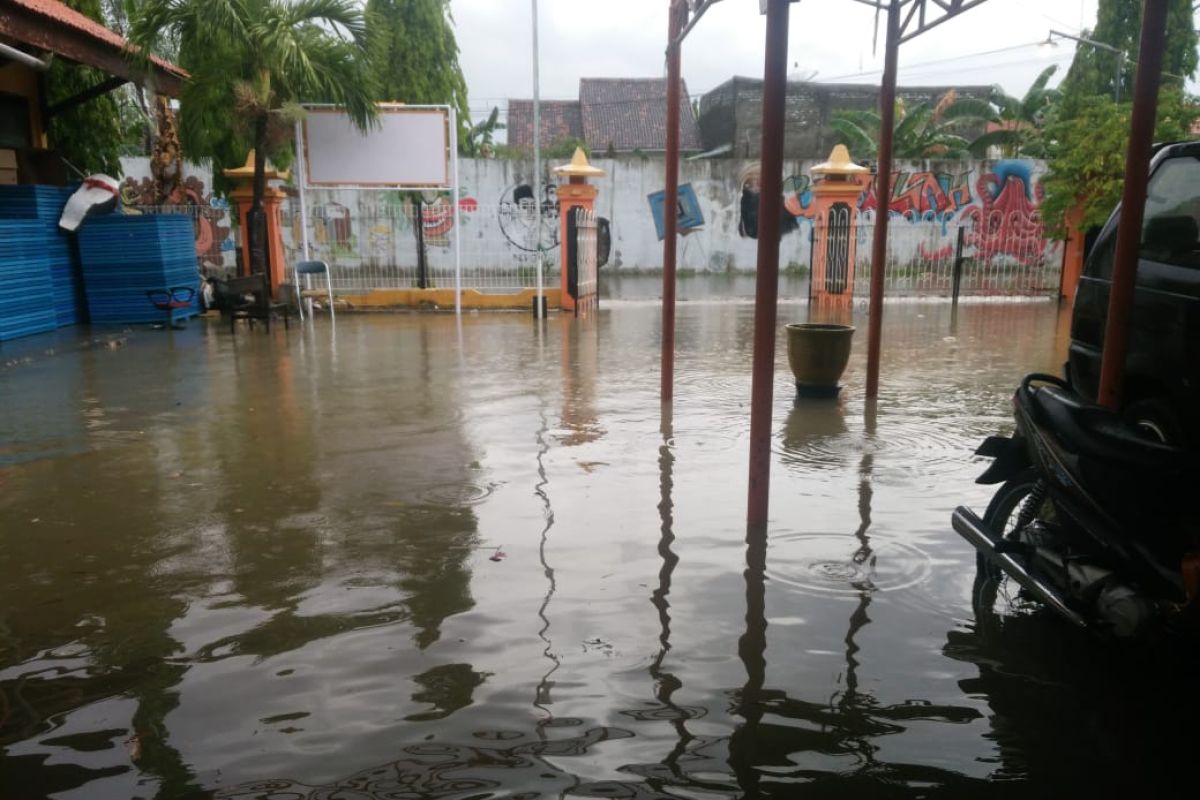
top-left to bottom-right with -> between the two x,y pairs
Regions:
451,106 -> 462,317
1097,0 -> 1168,410
294,119 -> 310,321
532,0 -> 545,319
662,0 -> 684,407
865,0 -> 899,400
746,0 -> 791,531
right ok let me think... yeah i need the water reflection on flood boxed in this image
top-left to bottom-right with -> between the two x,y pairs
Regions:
1,283 -> 1196,798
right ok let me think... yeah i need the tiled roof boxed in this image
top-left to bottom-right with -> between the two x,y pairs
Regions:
5,0 -> 188,79
506,100 -> 584,151
579,78 -> 702,153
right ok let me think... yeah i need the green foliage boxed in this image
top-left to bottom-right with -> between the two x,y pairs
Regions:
1061,0 -> 1197,100
1042,0 -> 1200,239
131,0 -> 377,196
831,93 -> 987,160
968,65 -> 1060,158
463,106 -> 504,158
1040,89 -> 1196,238
43,0 -> 123,175
366,0 -> 470,148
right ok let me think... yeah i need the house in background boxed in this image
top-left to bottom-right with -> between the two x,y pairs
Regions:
0,0 -> 186,184
507,77 -> 703,156
698,77 -> 994,160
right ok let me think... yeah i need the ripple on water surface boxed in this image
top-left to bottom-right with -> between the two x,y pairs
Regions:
767,532 -> 934,597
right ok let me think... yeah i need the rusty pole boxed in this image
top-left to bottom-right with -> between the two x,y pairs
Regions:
1096,0 -> 1168,410
746,0 -> 791,530
661,1 -> 684,407
864,0 -> 899,400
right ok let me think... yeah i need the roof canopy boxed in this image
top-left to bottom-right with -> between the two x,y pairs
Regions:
0,0 -> 187,96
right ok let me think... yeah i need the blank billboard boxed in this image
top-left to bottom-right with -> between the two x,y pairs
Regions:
302,105 -> 450,188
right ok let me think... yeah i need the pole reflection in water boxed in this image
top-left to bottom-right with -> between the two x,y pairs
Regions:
646,408 -> 698,774
729,518 -> 768,796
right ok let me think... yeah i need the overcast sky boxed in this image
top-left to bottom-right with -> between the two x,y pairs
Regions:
452,0 -> 1193,124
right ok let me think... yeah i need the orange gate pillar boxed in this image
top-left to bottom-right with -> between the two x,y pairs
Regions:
553,147 -> 605,313
808,145 -> 870,308
224,151 -> 290,297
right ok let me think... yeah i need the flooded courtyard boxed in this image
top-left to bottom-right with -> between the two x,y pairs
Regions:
2,278 -> 1196,799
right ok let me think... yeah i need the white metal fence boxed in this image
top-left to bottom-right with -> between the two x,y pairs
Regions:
811,210 -> 1062,298
122,203 -> 238,274
279,200 -> 560,294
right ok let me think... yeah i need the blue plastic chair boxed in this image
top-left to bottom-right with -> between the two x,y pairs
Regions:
294,260 -> 335,321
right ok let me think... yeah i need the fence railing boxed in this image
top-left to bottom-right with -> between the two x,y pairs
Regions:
279,201 -> 560,294
123,203 -> 238,274
811,211 -> 1062,298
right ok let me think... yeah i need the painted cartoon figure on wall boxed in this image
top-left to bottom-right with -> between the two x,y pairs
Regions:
499,181 -> 560,254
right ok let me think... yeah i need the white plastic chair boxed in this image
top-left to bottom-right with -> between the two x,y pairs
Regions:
294,260 -> 335,321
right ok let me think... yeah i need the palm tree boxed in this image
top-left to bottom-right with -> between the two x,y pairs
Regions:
968,66 -> 1060,158
831,91 -> 992,160
465,106 -> 505,158
131,0 -> 377,278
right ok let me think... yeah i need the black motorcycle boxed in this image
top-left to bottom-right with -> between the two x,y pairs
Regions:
952,373 -> 1200,639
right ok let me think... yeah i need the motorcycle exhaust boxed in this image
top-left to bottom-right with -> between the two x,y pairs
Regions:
952,506 -> 1089,629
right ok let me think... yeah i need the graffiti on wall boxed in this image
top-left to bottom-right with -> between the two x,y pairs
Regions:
120,173 -> 235,270
736,160 -> 1050,263
498,181 -> 559,254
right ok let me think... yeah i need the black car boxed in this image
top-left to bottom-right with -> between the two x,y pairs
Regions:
1068,139 -> 1200,448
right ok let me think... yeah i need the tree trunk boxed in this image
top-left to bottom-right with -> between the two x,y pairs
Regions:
249,112 -> 269,277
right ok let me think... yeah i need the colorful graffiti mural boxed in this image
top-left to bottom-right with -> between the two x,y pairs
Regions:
119,171 -> 234,270
737,160 -> 1051,264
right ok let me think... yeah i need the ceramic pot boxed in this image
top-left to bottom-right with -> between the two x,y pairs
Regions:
785,323 -> 855,398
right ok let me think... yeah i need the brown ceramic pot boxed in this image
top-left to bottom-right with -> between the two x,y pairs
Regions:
786,323 -> 855,398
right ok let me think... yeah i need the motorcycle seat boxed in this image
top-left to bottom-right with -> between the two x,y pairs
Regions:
1031,386 -> 1191,472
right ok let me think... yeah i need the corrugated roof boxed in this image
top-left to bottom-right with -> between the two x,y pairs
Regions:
5,0 -> 187,79
579,78 -> 702,153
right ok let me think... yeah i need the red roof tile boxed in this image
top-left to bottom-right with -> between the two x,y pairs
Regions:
6,0 -> 187,79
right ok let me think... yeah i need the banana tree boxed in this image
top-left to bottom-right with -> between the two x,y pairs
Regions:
968,66 -> 1061,158
831,91 -> 992,160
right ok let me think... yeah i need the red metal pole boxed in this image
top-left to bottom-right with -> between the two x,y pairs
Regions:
1097,0 -> 1168,410
746,0 -> 791,530
864,0 -> 899,400
661,1 -> 684,407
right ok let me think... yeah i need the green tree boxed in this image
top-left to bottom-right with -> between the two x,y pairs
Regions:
131,0 -> 377,276
1042,0 -> 1199,238
968,65 -> 1060,158
366,0 -> 470,148
1041,89 -> 1195,237
44,0 -> 123,175
1060,0 -> 1197,101
463,106 -> 505,158
831,92 -> 992,160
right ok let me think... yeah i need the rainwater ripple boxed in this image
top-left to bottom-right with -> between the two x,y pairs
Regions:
766,532 -> 934,597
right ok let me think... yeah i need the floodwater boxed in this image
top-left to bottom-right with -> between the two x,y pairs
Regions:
1,277 -> 1196,799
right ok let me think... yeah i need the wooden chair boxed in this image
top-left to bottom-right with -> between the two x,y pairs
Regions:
224,273 -> 290,333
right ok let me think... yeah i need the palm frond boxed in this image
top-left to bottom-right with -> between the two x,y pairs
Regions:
967,128 -> 1021,157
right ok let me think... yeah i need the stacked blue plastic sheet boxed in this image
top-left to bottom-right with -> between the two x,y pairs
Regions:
0,185 -> 82,328
0,219 -> 57,342
77,214 -> 199,324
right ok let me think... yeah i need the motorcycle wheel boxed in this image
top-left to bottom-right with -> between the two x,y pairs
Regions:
974,470 -> 1050,625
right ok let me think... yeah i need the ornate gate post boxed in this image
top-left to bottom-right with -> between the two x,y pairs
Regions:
808,145 -> 869,307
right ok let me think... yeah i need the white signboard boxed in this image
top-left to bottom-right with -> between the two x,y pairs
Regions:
302,105 -> 450,188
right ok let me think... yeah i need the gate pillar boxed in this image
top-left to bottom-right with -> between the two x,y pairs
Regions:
809,145 -> 869,307
553,148 -> 605,313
